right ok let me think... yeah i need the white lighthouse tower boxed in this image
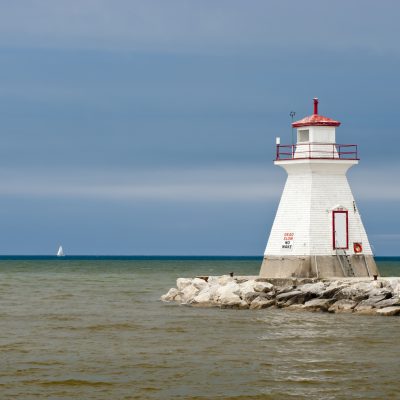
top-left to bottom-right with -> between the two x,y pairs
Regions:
260,98 -> 380,278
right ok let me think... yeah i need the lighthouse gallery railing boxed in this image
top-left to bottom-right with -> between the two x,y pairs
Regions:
275,143 -> 358,161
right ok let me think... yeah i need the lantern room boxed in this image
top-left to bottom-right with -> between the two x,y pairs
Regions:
293,98 -> 340,144
276,98 -> 357,161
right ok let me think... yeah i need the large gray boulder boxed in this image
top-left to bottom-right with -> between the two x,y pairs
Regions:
385,278 -> 400,296
276,290 -> 311,307
376,306 -> 400,316
244,291 -> 261,304
176,278 -> 193,291
299,281 -> 326,295
356,295 -> 387,309
355,307 -> 377,315
250,297 -> 275,310
276,286 -> 296,295
191,288 -> 213,306
375,297 -> 400,309
239,280 -> 257,298
303,298 -> 334,312
276,290 -> 303,301
215,282 -> 242,307
180,284 -> 199,303
217,275 -> 235,286
192,277 -> 209,291
160,288 -> 179,302
318,283 -> 349,299
328,299 -> 357,313
253,281 -> 274,293
333,286 -> 369,302
220,297 -> 248,309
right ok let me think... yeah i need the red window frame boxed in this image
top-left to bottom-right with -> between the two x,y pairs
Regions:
332,210 -> 349,250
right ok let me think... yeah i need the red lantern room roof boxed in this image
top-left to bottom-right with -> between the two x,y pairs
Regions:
292,98 -> 341,128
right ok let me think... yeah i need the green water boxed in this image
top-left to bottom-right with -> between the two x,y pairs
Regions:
0,257 -> 399,399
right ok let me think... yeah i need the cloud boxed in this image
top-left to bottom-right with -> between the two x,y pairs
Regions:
0,1 -> 399,54
0,166 -> 283,202
349,165 -> 400,200
0,162 -> 399,202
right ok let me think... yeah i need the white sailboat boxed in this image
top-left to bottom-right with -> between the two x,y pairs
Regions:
57,245 -> 65,257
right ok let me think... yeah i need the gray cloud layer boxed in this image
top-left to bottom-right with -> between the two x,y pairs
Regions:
0,165 -> 397,202
0,1 -> 399,53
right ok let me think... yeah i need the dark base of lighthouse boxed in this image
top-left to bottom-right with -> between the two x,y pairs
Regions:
259,255 -> 380,279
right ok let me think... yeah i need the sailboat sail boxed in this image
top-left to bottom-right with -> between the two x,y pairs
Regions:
57,246 -> 65,257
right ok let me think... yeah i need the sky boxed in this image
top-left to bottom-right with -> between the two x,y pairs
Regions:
0,0 -> 399,255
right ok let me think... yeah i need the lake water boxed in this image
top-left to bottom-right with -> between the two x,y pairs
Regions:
0,256 -> 399,399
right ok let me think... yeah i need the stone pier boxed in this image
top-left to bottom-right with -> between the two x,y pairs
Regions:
161,275 -> 400,316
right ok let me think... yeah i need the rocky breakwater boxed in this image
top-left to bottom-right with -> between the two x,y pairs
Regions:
161,276 -> 400,316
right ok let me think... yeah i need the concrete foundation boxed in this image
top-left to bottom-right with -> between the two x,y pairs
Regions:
259,255 -> 380,279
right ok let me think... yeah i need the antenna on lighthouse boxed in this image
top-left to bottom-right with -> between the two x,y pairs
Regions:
290,110 -> 296,148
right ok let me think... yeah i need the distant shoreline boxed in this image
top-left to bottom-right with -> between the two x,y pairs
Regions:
0,255 -> 399,261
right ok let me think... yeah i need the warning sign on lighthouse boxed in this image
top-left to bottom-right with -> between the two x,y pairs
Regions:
282,232 -> 294,250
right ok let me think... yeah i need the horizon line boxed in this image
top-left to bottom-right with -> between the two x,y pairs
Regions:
0,254 -> 397,258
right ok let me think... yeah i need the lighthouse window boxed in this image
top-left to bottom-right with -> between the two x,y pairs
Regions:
298,130 -> 309,142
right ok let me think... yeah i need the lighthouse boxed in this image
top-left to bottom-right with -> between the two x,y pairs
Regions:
260,98 -> 380,278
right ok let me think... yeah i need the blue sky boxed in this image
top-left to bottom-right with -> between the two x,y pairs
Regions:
0,0 -> 399,255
